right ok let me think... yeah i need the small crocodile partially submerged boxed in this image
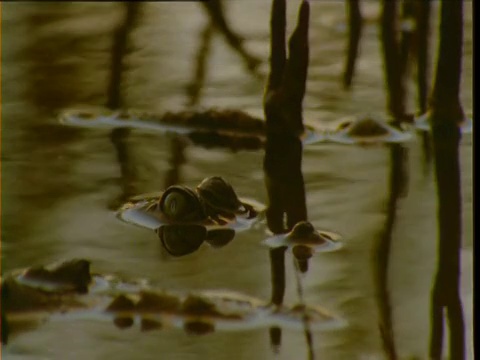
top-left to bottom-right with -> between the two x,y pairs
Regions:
59,107 -> 326,150
263,221 -> 343,255
327,115 -> 412,145
117,177 -> 265,256
59,108 -> 417,148
1,259 -> 346,344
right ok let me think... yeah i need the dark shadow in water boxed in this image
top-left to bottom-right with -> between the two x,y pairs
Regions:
428,1 -> 465,359
342,0 -> 363,89
201,0 -> 262,76
263,0 -> 311,357
372,143 -> 409,360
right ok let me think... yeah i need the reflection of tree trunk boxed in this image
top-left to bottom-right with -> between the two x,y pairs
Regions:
186,22 -> 214,109
201,0 -> 261,73
167,16 -> 216,188
110,128 -> 137,205
429,1 -> 465,359
107,2 -> 140,110
163,135 -> 188,189
379,0 -> 406,121
372,144 -> 408,360
399,0 -> 415,80
414,0 -> 433,171
107,3 -> 141,208
415,0 -> 432,115
430,128 -> 465,360
375,0 -> 412,342
343,0 -> 363,89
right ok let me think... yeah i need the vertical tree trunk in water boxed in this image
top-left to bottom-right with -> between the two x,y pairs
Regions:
264,0 -> 310,356
380,0 -> 406,121
416,0 -> 432,114
415,0 -> 433,170
398,0 -> 415,80
429,1 -> 465,359
343,0 -> 362,89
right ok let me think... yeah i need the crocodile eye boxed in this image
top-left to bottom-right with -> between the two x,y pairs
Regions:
196,176 -> 242,215
159,185 -> 206,222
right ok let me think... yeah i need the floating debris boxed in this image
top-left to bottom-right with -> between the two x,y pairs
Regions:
327,115 -> 412,145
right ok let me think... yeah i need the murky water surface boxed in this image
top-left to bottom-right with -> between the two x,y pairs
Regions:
1,1 -> 473,359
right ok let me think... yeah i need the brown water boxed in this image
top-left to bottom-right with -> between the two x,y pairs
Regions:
1,1 -> 473,359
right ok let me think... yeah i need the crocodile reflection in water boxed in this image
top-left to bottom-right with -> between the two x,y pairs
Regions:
1,259 -> 346,343
155,224 -> 236,257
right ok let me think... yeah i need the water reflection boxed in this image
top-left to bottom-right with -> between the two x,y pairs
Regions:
372,143 -> 408,360
2,3 -> 120,269
429,124 -> 465,360
2,260 -> 344,343
1,1 -> 472,359
157,225 -> 235,257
